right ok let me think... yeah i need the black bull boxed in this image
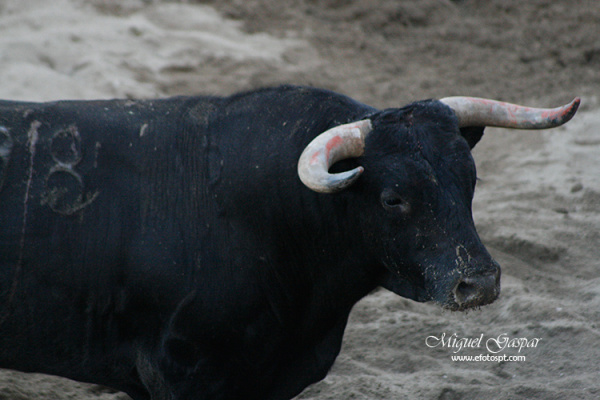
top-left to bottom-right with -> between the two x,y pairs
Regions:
0,86 -> 579,399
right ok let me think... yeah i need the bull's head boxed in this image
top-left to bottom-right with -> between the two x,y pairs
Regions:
297,97 -> 579,311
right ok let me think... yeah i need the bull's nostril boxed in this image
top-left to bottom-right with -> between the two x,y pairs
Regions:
452,269 -> 500,309
453,279 -> 480,305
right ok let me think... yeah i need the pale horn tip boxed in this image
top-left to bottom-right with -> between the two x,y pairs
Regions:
560,97 -> 581,125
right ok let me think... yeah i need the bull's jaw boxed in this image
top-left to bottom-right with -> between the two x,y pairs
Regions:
379,269 -> 430,303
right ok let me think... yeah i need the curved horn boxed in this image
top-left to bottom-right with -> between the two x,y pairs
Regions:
298,120 -> 372,193
440,96 -> 580,129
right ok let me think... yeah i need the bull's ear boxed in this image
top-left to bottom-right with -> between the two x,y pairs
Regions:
459,126 -> 485,149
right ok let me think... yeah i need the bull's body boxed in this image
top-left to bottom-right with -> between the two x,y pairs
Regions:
0,85 -> 577,399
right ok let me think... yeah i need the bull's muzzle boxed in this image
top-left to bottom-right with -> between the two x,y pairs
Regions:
451,266 -> 500,310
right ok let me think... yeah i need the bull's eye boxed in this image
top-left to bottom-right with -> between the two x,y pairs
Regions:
380,189 -> 411,214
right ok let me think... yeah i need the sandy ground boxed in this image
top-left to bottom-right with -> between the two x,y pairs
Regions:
1,0 -> 599,399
